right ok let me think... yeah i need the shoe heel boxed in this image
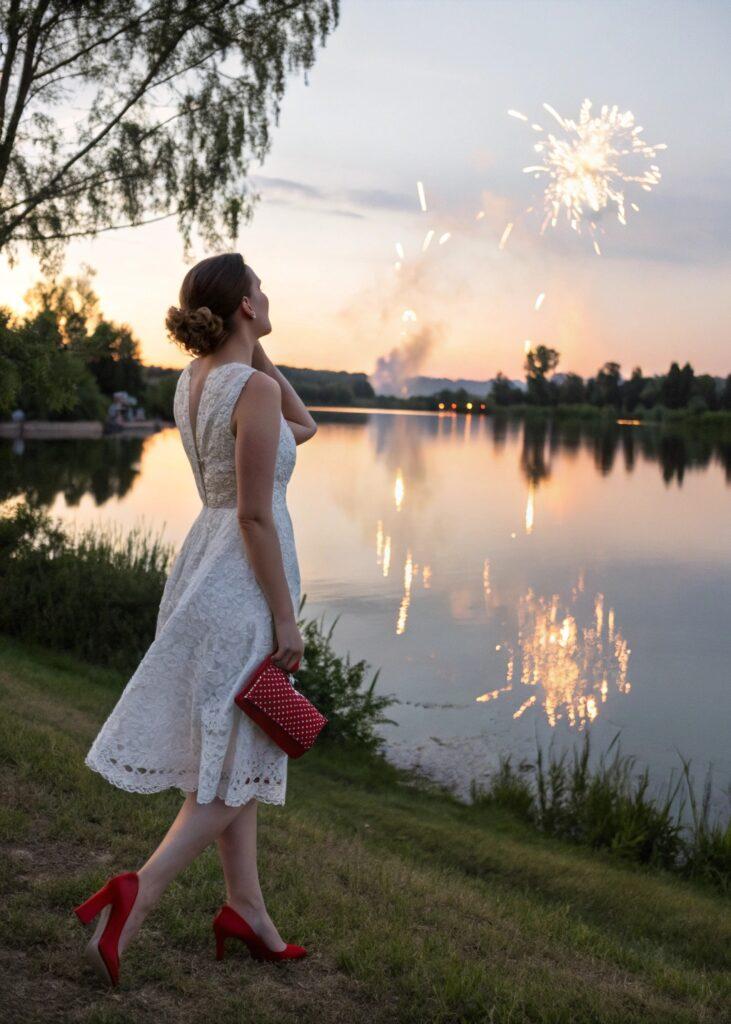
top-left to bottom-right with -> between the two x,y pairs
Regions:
74,883 -> 113,925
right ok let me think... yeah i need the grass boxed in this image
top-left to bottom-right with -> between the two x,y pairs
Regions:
1,635 -> 729,1023
470,734 -> 731,892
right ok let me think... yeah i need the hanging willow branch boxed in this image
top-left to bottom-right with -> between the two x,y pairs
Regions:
0,0 -> 340,269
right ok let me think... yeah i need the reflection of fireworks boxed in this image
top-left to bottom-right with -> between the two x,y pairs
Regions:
509,98 -> 666,251
476,577 -> 632,730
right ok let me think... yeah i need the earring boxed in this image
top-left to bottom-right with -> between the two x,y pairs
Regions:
251,313 -> 257,320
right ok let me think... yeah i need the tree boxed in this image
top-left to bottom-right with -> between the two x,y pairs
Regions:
661,361 -> 694,409
24,270 -> 144,396
721,375 -> 731,411
524,344 -> 559,405
691,373 -> 719,412
491,371 -> 521,406
595,361 -> 622,406
0,1 -> 340,269
0,304 -> 105,418
621,365 -> 645,412
555,372 -> 586,405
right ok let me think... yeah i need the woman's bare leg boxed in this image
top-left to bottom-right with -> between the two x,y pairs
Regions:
215,797 -> 287,951
116,791 -> 244,954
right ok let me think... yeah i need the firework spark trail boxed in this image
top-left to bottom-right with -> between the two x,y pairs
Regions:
509,99 -> 666,252
384,181 -> 449,381
499,222 -> 514,250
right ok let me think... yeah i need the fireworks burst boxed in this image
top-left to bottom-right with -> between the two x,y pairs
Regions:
510,98 -> 666,252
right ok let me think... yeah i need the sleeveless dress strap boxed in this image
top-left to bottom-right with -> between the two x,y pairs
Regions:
220,364 -> 258,434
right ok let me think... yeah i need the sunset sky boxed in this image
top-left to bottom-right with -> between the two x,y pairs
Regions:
2,0 -> 729,383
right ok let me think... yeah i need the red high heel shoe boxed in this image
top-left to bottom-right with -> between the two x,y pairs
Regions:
73,870 -> 140,986
212,904 -> 307,963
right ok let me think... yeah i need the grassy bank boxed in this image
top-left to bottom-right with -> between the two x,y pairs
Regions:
1,635 -> 729,1024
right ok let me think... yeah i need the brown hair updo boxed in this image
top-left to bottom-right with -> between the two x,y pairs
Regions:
165,252 -> 250,357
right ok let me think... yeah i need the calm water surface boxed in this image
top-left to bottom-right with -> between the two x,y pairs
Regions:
3,410 -> 730,815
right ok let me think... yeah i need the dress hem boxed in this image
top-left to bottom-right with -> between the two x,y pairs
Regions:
83,753 -> 287,808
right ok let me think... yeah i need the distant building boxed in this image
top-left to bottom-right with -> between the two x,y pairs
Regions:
107,391 -> 145,425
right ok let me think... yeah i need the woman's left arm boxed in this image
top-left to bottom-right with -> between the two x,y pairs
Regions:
252,341 -> 318,440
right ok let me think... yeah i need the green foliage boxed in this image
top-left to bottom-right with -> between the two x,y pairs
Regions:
143,372 -> 179,420
0,304 -> 106,419
0,500 -> 174,670
471,731 -> 730,892
295,599 -> 399,751
0,1 -> 340,270
0,270 -> 150,419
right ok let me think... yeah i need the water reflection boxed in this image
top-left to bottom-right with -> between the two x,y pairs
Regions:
477,580 -> 632,730
510,414 -> 731,486
0,436 -> 145,508
2,407 -> 728,811
3,415 -> 729,516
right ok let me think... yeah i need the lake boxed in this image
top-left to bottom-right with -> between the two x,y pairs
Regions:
2,409 -> 730,818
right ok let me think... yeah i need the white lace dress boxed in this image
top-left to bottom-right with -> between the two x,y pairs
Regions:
84,361 -> 301,806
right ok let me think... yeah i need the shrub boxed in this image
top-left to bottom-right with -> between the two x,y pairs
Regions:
470,731 -> 730,891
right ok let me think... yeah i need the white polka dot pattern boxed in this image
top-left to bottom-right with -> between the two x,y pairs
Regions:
234,653 -> 328,759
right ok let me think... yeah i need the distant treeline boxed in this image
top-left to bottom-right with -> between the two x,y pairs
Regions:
489,347 -> 731,415
0,271 -> 377,423
2,273 -> 729,423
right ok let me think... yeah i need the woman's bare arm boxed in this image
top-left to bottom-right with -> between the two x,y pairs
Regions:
231,371 -> 295,627
252,340 -> 317,444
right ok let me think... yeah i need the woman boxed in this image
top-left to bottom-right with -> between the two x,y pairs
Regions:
74,252 -> 318,986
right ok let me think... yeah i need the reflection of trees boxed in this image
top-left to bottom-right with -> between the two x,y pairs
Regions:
591,426 -> 619,477
508,418 -> 731,488
0,436 -> 144,508
520,418 -> 552,484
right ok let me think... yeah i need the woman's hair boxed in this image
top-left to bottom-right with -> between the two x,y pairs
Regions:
165,252 -> 251,356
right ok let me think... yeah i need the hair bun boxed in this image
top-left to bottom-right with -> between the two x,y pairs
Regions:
165,304 -> 226,356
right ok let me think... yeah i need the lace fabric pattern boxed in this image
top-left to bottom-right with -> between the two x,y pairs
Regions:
84,362 -> 302,806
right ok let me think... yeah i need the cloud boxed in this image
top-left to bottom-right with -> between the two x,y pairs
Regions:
250,175 -> 324,200
249,174 -> 413,217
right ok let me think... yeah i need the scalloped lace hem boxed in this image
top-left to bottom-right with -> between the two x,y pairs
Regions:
84,751 -> 287,807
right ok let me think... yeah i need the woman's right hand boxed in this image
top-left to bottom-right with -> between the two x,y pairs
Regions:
271,617 -> 304,672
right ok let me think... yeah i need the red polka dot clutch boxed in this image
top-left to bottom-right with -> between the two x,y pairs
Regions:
234,651 -> 328,758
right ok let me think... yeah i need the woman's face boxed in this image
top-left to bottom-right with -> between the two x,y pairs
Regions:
243,267 -> 271,336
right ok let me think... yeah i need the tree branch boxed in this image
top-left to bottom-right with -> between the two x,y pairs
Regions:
13,204 -> 182,241
0,0 -> 23,139
0,0 -> 52,185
